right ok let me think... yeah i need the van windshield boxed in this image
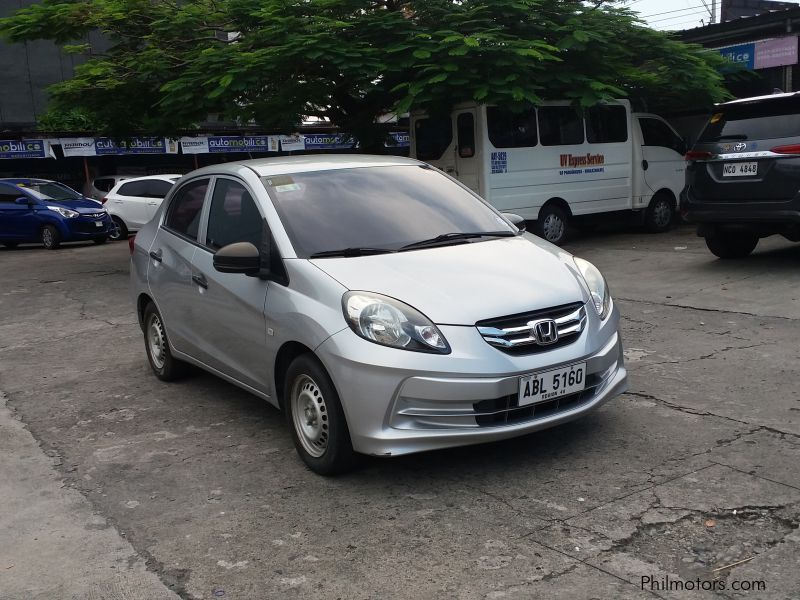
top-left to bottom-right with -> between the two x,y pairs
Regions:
262,165 -> 515,258
699,96 -> 800,142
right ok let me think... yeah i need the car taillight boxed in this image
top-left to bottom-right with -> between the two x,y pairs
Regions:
102,196 -> 108,204
685,151 -> 712,161
771,144 -> 800,155
128,234 -> 136,256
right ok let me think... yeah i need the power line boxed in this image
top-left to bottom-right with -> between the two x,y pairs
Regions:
648,9 -> 711,24
640,4 -> 708,19
653,16 -> 708,30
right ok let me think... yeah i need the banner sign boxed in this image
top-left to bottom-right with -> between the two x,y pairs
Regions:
60,137 -> 178,156
717,36 -> 798,70
303,133 -> 356,150
180,136 -> 280,154
0,139 -> 50,159
279,134 -> 306,152
386,131 -> 410,148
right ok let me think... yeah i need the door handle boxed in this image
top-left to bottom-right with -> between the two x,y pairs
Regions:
192,273 -> 208,289
642,160 -> 649,171
149,249 -> 162,262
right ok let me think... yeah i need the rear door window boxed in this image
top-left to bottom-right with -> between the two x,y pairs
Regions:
164,178 -> 209,239
118,181 -> 148,197
699,96 -> 800,142
538,106 -> 584,146
414,116 -> 453,161
146,180 -> 174,198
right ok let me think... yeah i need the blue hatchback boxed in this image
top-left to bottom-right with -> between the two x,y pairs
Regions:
0,178 -> 115,249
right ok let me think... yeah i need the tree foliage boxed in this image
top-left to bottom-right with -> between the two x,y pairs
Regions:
1,0 -> 729,145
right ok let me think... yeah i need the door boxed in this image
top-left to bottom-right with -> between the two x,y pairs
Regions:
454,110 -> 480,193
638,117 -> 687,198
144,179 -> 175,221
113,180 -> 151,228
189,177 -> 271,392
146,178 -> 210,354
0,185 -> 38,240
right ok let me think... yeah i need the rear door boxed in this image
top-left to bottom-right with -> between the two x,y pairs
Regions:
0,184 -> 37,240
689,95 -> 800,202
638,116 -> 687,197
147,178 -> 210,355
113,180 -> 151,228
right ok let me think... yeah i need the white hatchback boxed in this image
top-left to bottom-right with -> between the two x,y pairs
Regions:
105,174 -> 181,239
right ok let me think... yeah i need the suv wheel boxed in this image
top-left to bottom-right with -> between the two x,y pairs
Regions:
705,232 -> 758,259
535,204 -> 569,245
284,354 -> 358,475
41,225 -> 61,250
143,302 -> 189,381
644,193 -> 674,233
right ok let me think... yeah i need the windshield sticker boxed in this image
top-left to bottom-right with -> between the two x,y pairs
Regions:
265,176 -> 294,187
274,183 -> 302,193
491,151 -> 508,174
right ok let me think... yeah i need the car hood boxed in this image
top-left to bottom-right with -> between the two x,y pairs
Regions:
46,198 -> 105,214
309,234 -> 586,325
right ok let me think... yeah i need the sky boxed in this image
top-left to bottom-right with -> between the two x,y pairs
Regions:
624,0 -> 800,31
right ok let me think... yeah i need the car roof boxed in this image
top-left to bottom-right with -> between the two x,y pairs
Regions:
0,178 -> 57,186
186,154 -> 424,179
719,91 -> 800,107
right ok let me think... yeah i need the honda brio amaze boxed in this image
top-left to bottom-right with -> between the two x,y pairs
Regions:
131,155 -> 627,474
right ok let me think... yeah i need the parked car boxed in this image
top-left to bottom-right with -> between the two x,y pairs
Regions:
685,92 -> 800,258
105,174 -> 180,240
86,174 -> 134,202
131,156 -> 628,474
0,178 -> 114,249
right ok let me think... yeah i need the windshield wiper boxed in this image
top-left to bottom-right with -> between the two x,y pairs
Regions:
398,231 -> 516,251
309,247 -> 396,258
709,134 -> 748,141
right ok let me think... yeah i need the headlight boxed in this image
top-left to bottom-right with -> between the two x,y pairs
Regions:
343,291 -> 450,353
574,257 -> 611,319
47,206 -> 78,218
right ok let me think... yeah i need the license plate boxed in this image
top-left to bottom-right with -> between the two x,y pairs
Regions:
723,162 -> 757,177
94,221 -> 103,227
519,362 -> 586,407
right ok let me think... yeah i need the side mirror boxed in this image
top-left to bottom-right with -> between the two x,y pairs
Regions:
502,212 -> 526,232
213,242 -> 261,275
15,197 -> 34,206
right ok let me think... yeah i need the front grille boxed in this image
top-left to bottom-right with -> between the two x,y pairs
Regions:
473,371 -> 603,427
476,302 -> 586,355
72,218 -> 109,233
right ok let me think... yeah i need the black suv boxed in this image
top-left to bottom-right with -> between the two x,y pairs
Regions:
685,93 -> 800,258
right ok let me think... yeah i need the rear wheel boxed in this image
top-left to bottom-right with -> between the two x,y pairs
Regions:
143,302 -> 189,381
644,193 -> 675,233
705,232 -> 759,259
109,217 -> 128,241
535,204 -> 569,246
284,354 -> 358,475
41,225 -> 61,250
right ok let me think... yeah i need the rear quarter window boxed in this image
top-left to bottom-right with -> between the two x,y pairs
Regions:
699,97 -> 800,142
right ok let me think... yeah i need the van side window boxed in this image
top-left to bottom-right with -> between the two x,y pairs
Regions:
538,107 -> 584,146
639,118 -> 685,154
586,106 -> 628,143
457,113 -> 475,158
487,107 -> 538,148
415,116 -> 453,161
164,178 -> 209,239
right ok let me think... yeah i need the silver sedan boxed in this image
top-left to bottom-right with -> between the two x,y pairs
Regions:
131,155 -> 627,474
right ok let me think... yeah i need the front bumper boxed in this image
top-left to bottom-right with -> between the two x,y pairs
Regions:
64,214 -> 115,239
316,307 -> 627,456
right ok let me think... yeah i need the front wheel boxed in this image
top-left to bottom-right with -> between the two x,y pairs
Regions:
644,194 -> 675,233
705,232 -> 759,259
284,354 -> 358,475
535,204 -> 569,246
41,225 -> 61,250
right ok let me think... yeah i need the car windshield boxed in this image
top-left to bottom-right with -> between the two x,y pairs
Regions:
21,182 -> 84,201
261,165 -> 515,258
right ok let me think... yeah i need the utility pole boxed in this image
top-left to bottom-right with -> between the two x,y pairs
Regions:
711,0 -> 717,24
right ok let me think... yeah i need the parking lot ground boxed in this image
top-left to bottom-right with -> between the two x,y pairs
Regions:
1,224 -> 799,600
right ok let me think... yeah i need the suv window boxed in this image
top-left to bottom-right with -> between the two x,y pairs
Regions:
538,106 -> 584,146
639,118 -> 685,153
147,180 -> 173,198
586,106 -> 628,143
118,181 -> 148,197
487,107 -> 538,148
164,178 -> 209,239
205,179 -> 263,251
698,96 -> 800,142
414,116 -> 453,161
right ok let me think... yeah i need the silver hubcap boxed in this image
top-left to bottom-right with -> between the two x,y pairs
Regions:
290,375 -> 329,458
42,228 -> 53,246
109,222 -> 121,240
653,199 -> 671,228
542,213 -> 565,242
147,314 -> 167,370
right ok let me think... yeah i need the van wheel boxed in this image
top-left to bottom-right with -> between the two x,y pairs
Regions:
109,217 -> 128,241
644,193 -> 674,233
705,232 -> 758,259
41,225 -> 61,250
143,302 -> 190,381
535,204 -> 569,245
284,354 -> 358,475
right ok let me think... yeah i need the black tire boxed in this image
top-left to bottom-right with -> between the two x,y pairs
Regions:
109,217 -> 128,241
1,242 -> 19,249
41,225 -> 61,250
705,232 -> 759,259
535,203 -> 569,246
644,193 -> 675,233
142,302 -> 190,381
93,236 -> 108,245
284,354 -> 358,475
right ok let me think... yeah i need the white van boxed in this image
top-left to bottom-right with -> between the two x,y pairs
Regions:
410,101 -> 687,244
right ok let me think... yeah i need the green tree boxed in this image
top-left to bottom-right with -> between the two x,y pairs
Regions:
1,0 -> 729,147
